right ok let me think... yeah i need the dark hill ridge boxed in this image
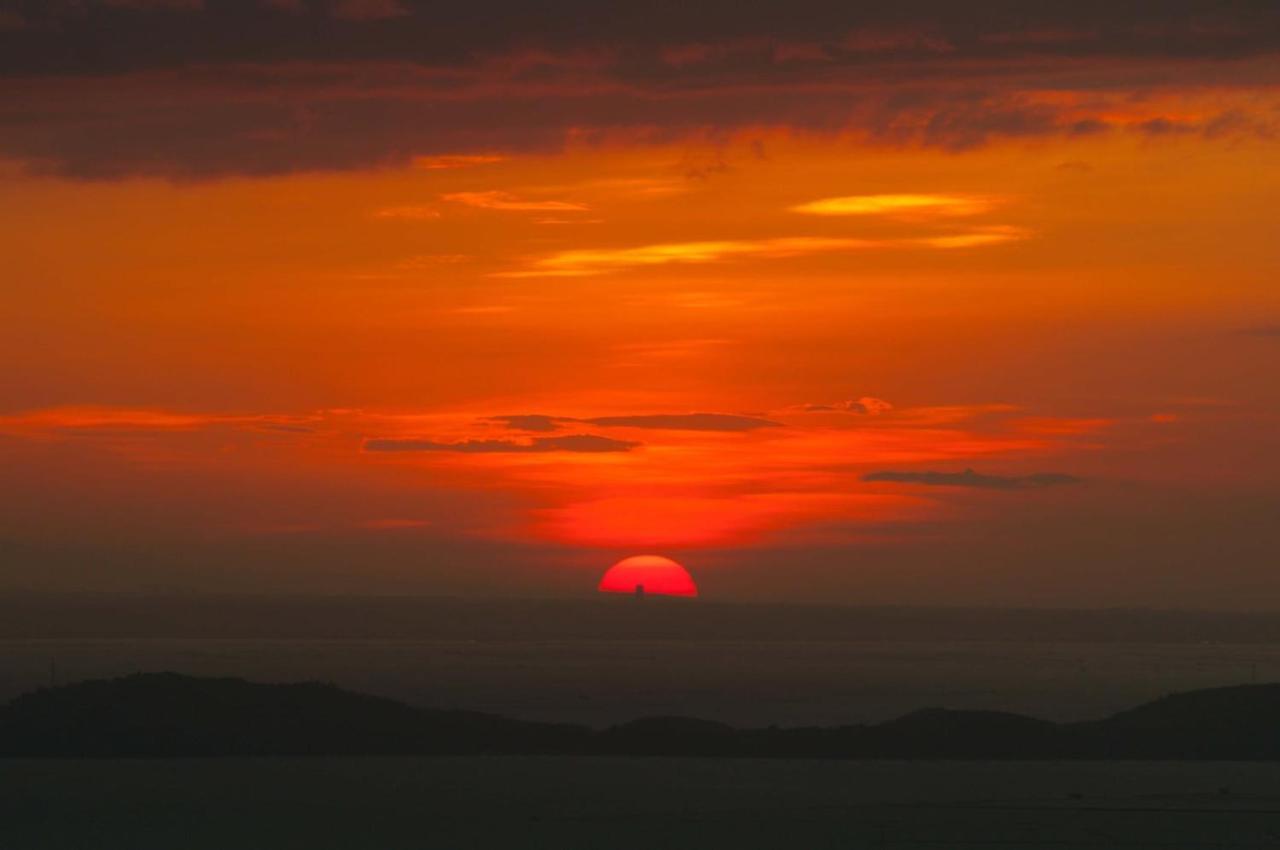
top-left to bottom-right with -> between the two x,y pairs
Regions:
4,673 -> 1280,760
0,674 -> 586,757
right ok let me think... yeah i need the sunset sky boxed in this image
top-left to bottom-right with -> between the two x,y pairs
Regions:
2,0 -> 1278,606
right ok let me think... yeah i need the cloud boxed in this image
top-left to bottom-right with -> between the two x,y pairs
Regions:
862,468 -> 1082,489
0,406 -> 326,442
484,415 -> 567,432
373,205 -> 440,220
500,231 -> 1025,276
412,154 -> 506,169
531,434 -> 641,452
362,434 -> 640,453
442,191 -> 589,212
0,407 -> 218,433
802,397 -> 893,414
1,3 -> 1276,178
583,413 -> 782,432
484,411 -> 782,432
790,193 -> 995,216
912,225 -> 1030,248
9,3 -> 1279,76
1137,117 -> 1198,136
500,237 -> 876,276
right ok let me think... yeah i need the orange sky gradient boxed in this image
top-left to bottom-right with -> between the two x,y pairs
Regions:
1,1 -> 1278,606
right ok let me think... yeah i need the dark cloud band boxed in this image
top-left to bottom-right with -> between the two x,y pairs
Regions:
0,1 -> 1276,178
582,413 -> 781,432
3,2 -> 1277,76
863,469 -> 1082,489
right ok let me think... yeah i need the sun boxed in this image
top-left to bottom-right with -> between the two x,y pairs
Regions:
598,555 -> 699,598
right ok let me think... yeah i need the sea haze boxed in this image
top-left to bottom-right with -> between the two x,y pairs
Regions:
2,596 -> 1278,727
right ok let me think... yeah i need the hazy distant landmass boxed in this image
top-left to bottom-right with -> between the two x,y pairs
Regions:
5,673 -> 1280,761
5,595 -> 1280,730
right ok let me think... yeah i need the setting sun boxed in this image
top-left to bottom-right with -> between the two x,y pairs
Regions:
598,556 -> 699,598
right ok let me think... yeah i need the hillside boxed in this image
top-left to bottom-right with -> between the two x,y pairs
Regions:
4,674 -> 1280,760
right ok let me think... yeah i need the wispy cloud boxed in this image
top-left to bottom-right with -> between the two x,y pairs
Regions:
442,191 -> 589,212
363,434 -> 639,453
397,254 -> 469,267
483,411 -> 781,433
484,415 -> 566,433
0,406 -> 320,437
790,193 -> 996,216
610,338 -> 732,363
0,402 -> 1113,550
499,236 -> 874,276
412,154 -> 506,170
800,397 -> 893,414
913,225 -> 1030,248
584,413 -> 781,432
373,205 -> 440,220
862,468 -> 1082,489
499,228 -> 1027,276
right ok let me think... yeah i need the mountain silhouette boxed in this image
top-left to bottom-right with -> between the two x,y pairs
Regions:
4,673 -> 1280,760
0,673 -> 586,757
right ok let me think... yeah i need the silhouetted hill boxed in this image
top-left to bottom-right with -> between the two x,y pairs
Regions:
864,708 -> 1062,759
4,673 -> 1280,760
1072,683 -> 1280,759
0,673 -> 587,757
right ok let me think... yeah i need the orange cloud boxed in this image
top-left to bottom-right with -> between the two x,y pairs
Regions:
498,237 -> 875,276
0,402 -> 1107,551
500,227 -> 1030,276
442,191 -> 589,212
913,225 -> 1031,248
790,193 -> 996,216
0,407 -> 318,437
373,205 -> 440,220
798,397 -> 894,414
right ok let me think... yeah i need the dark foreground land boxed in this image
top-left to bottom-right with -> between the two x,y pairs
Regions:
5,756 -> 1280,849
6,672 -> 1280,760
6,675 -> 1280,848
